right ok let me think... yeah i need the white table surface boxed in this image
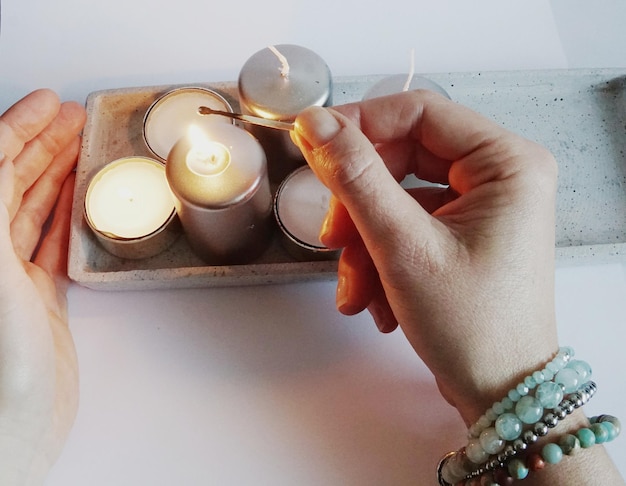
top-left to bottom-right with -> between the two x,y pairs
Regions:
1,1 -> 625,484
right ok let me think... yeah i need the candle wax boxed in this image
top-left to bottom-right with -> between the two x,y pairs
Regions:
87,158 -> 174,239
186,141 -> 231,177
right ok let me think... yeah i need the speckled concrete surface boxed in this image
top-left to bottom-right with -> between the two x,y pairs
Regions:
68,70 -> 626,290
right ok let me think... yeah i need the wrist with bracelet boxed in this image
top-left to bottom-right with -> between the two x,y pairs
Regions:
437,346 -> 621,485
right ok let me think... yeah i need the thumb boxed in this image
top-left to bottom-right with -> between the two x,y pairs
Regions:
292,106 -> 431,257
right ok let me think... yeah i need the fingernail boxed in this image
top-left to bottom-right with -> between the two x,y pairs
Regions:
319,208 -> 332,243
295,106 -> 342,148
336,274 -> 350,312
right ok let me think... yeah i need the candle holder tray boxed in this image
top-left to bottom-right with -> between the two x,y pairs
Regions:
69,70 -> 626,290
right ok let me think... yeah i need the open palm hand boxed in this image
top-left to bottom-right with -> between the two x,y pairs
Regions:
0,89 -> 85,484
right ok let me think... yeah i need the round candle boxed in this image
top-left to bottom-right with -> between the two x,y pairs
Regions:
85,156 -> 179,259
166,123 -> 272,264
238,44 -> 332,181
143,87 -> 233,161
274,166 -> 339,261
239,44 -> 332,120
363,73 -> 451,100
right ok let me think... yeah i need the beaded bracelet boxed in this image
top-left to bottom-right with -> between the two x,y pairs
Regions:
468,346 -> 591,440
480,414 -> 621,484
438,380 -> 597,485
439,347 -> 593,483
460,381 -> 597,482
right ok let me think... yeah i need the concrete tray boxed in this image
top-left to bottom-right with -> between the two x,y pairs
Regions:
68,70 -> 626,290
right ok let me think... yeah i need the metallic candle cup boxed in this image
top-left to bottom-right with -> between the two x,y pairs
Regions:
143,86 -> 234,161
166,123 -> 272,264
274,166 -> 339,261
84,156 -> 180,259
238,44 -> 332,182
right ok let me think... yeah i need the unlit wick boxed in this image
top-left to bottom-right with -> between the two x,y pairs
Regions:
268,45 -> 290,78
402,48 -> 416,92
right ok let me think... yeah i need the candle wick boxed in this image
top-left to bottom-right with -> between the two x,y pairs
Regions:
268,45 -> 290,78
402,47 -> 415,92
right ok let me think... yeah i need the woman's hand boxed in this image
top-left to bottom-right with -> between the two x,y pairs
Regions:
0,89 -> 86,484
291,91 -> 559,423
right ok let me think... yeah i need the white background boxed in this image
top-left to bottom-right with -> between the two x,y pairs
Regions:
1,1 -> 625,484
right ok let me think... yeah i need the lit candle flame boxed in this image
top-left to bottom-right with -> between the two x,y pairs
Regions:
186,125 -> 231,176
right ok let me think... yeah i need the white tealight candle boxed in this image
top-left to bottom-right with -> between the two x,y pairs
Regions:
238,44 -> 332,181
143,87 -> 234,161
85,156 -> 179,259
274,166 -> 339,261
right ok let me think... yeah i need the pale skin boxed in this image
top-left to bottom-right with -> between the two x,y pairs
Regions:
0,89 -> 86,485
0,88 -> 622,484
291,91 -> 624,484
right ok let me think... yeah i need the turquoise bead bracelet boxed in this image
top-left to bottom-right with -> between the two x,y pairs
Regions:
467,346 -> 589,440
481,414 -> 621,485
439,346 -> 594,484
438,380 -> 597,485
460,381 -> 598,482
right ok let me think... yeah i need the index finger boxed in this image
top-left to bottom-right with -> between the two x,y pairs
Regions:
0,89 -> 62,160
333,90 -> 508,162
332,90 -> 544,195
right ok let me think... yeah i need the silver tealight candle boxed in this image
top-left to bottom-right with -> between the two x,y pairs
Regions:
274,166 -> 339,261
166,123 -> 272,264
143,86 -> 234,161
238,44 -> 332,182
84,156 -> 180,259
